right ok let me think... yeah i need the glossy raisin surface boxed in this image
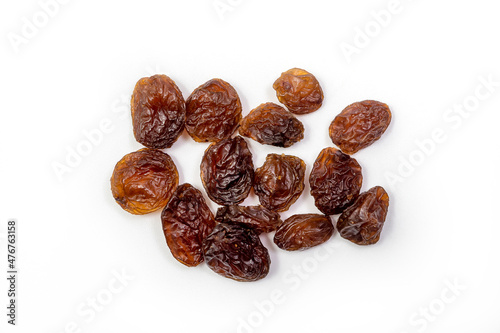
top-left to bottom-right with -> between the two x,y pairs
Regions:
309,147 -> 362,215
161,184 -> 216,267
186,78 -> 242,142
254,154 -> 305,212
329,100 -> 392,154
337,186 -> 389,245
273,68 -> 323,114
215,205 -> 281,234
203,223 -> 270,282
274,214 -> 334,251
239,102 -> 304,147
110,149 -> 178,215
131,74 -> 185,149
200,136 -> 254,205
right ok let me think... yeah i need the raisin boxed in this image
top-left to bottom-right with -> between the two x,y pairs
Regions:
200,136 -> 254,205
161,184 -> 216,267
203,223 -> 270,282
274,214 -> 334,251
131,74 -> 186,149
110,149 -> 178,215
273,68 -> 323,114
337,186 -> 389,245
185,78 -> 242,142
329,100 -> 392,154
309,147 -> 362,215
239,102 -> 304,147
215,205 -> 282,234
254,154 -> 305,212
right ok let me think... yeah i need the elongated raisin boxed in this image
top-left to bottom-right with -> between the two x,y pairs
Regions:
254,154 -> 305,212
329,100 -> 392,154
131,74 -> 185,149
309,147 -> 362,215
274,214 -> 334,251
161,184 -> 216,267
200,136 -> 254,205
186,79 -> 242,142
239,102 -> 304,147
337,186 -> 389,245
273,68 -> 323,114
110,149 -> 178,215
203,223 -> 270,282
215,205 -> 281,234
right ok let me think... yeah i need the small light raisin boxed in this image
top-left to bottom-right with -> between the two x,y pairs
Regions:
273,68 -> 323,114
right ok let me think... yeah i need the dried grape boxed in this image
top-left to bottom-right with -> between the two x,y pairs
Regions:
161,184 -> 216,266
309,147 -> 362,215
273,68 -> 323,114
131,74 -> 185,149
186,78 -> 242,142
111,148 -> 178,215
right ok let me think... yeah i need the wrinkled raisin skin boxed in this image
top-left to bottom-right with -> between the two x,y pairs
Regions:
309,147 -> 362,215
203,223 -> 270,282
161,184 -> 216,267
329,100 -> 392,154
200,136 -> 254,205
254,154 -> 306,212
239,102 -> 304,147
273,68 -> 323,114
186,79 -> 242,142
274,214 -> 334,251
110,148 -> 178,215
131,75 -> 186,149
337,186 -> 389,245
215,205 -> 282,234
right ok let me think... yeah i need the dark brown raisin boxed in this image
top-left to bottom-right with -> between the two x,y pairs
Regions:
274,214 -> 334,251
309,147 -> 362,215
239,102 -> 304,147
273,68 -> 323,114
203,223 -> 270,282
200,136 -> 254,205
186,78 -> 242,142
215,205 -> 281,234
337,186 -> 389,245
110,148 -> 178,215
161,184 -> 216,267
254,154 -> 306,212
329,100 -> 392,154
131,74 -> 185,149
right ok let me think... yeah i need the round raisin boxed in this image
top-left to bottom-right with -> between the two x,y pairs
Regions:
111,148 -> 178,215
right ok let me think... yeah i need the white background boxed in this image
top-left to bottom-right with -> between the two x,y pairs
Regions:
1,0 -> 500,332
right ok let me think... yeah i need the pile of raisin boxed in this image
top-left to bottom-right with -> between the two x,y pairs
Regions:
110,68 -> 393,282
